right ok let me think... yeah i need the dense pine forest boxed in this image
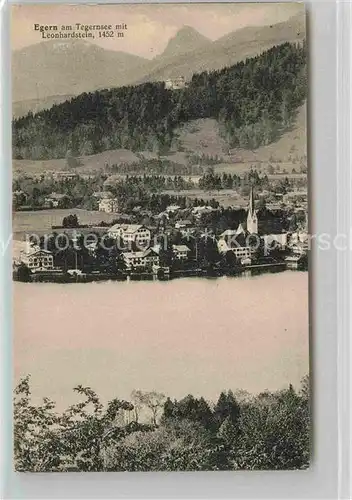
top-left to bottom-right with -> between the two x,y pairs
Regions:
13,41 -> 307,160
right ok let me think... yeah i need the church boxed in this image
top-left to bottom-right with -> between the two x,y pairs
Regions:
217,187 -> 258,261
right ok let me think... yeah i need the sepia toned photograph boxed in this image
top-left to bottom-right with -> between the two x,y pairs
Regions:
12,3 -> 309,472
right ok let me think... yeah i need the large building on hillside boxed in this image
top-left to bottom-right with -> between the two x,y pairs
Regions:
164,76 -> 187,90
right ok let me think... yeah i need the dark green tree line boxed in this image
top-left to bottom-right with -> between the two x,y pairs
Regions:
13,42 -> 307,160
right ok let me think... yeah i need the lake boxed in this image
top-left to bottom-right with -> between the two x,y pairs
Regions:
14,271 -> 309,409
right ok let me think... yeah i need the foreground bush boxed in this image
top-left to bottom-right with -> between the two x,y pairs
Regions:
13,377 -> 310,471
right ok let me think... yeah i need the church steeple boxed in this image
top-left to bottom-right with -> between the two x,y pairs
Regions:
249,186 -> 255,216
247,186 -> 258,234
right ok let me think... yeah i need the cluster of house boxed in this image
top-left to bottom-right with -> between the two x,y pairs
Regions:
17,188 -> 309,274
120,244 -> 191,270
14,171 -> 78,208
106,223 -> 193,269
24,190 -> 119,212
17,226 -> 192,273
264,189 -> 308,212
156,204 -> 215,221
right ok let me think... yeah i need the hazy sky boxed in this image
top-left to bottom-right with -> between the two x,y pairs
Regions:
11,3 -> 304,58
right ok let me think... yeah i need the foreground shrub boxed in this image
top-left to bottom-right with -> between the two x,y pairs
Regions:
13,377 -> 310,471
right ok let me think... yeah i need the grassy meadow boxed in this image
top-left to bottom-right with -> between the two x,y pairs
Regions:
12,208 -> 116,241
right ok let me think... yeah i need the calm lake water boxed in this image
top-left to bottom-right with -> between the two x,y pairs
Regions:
14,271 -> 309,409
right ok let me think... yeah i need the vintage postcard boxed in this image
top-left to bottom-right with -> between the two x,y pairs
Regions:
12,3 -> 309,472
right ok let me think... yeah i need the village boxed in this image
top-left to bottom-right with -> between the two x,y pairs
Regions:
13,183 -> 309,283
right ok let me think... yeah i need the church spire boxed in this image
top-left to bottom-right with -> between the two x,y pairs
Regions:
247,186 -> 258,234
249,186 -> 255,217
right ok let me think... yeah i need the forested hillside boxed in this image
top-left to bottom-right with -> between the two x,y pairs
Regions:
13,41 -> 307,161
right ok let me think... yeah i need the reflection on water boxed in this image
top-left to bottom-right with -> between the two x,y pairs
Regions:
14,271 -> 309,409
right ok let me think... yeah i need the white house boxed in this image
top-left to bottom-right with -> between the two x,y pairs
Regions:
175,219 -> 195,237
217,240 -> 254,260
175,219 -> 192,230
108,224 -> 151,247
99,198 -> 119,213
20,249 -> 54,271
166,205 -> 181,214
44,192 -> 69,208
172,244 -> 191,260
285,254 -> 305,269
123,248 -> 159,270
192,206 -> 215,219
217,224 -> 256,260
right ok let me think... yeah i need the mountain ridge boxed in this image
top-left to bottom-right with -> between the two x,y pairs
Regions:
12,13 -> 305,117
12,40 -> 149,103
159,25 -> 211,59
13,42 -> 307,163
